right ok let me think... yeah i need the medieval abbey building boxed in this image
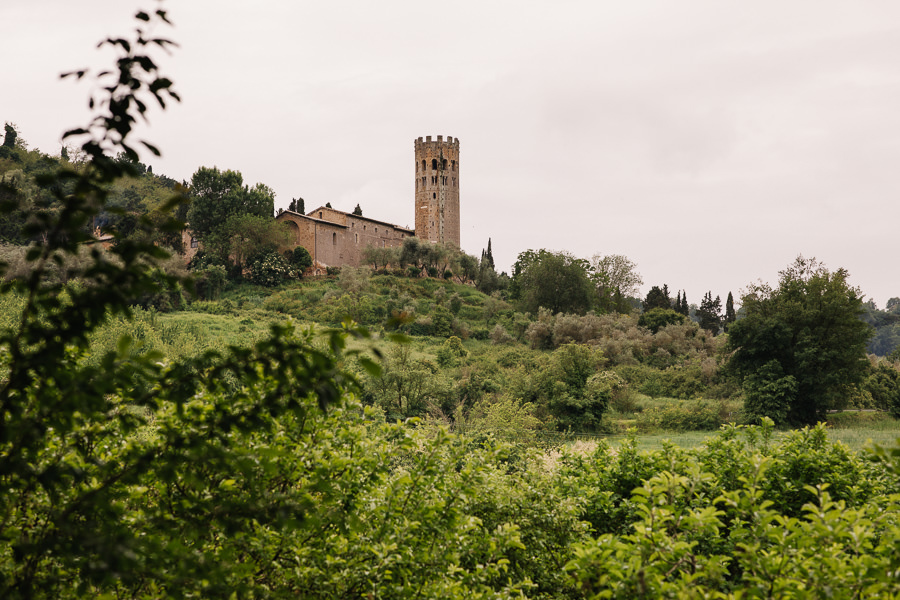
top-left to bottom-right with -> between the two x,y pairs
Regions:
274,135 -> 460,269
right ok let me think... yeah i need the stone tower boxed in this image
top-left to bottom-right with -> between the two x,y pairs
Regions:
414,135 -> 460,246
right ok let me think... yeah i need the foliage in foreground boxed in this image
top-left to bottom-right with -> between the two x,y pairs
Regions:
3,5 -> 900,599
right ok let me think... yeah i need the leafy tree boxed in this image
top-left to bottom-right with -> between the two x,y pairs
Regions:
642,284 -> 671,311
727,256 -> 873,426
352,203 -> 362,216
362,244 -> 399,270
325,201 -> 332,208
512,249 -> 594,315
203,213 -> 291,277
590,253 -> 643,304
185,166 -> 275,240
457,252 -> 478,283
697,291 -> 722,334
525,343 -> 610,431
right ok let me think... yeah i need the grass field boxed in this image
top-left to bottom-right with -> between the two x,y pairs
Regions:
592,411 -> 900,453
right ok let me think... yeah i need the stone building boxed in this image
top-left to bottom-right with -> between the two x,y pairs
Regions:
276,206 -> 414,269
274,135 -> 460,269
414,135 -> 460,247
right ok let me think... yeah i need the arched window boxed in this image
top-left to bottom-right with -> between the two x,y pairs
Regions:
451,160 -> 456,171
421,160 -> 426,171
432,193 -> 436,199
442,158 -> 447,170
332,232 -> 336,245
431,158 -> 437,170
319,211 -> 323,219
355,233 -> 359,243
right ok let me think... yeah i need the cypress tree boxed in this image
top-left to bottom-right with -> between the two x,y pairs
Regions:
724,291 -> 736,327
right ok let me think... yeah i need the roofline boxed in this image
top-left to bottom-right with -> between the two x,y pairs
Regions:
286,208 -> 414,233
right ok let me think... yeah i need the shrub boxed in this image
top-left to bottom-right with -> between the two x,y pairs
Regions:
436,336 -> 468,367
863,362 -> 900,416
431,305 -> 453,337
248,251 -> 296,287
192,264 -> 227,300
635,399 -> 726,432
288,245 -> 312,272
490,323 -> 514,345
449,293 -> 462,315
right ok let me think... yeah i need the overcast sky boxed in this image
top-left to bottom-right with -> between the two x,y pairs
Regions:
3,1 -> 899,306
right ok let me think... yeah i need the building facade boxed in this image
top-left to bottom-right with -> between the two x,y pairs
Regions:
271,135 -> 460,269
276,207 -> 413,269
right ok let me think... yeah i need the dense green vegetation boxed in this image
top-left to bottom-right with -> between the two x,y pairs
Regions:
2,6 -> 900,598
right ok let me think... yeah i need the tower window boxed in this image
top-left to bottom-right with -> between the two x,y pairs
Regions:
422,159 -> 426,171
433,193 -> 436,199
442,158 -> 447,170
431,159 -> 437,170
451,160 -> 456,171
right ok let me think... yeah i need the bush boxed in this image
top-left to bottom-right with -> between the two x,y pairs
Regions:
490,324 -> 514,345
638,308 -> 686,334
288,245 -> 313,272
192,264 -> 227,300
248,251 -> 296,287
436,336 -> 468,367
634,399 -> 726,432
431,305 -> 453,337
863,362 -> 900,416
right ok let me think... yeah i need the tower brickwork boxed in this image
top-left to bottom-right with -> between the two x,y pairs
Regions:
414,135 -> 460,246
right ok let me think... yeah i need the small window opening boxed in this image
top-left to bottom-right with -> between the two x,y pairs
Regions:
451,160 -> 456,171
319,211 -> 323,218
190,237 -> 199,249
431,158 -> 437,170
332,232 -> 336,245
355,233 -> 359,243
442,158 -> 447,170
432,193 -> 436,199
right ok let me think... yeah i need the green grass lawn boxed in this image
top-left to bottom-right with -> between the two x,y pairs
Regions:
596,411 -> 900,453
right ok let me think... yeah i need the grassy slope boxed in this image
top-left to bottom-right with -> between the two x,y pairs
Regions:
71,272 -> 900,446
